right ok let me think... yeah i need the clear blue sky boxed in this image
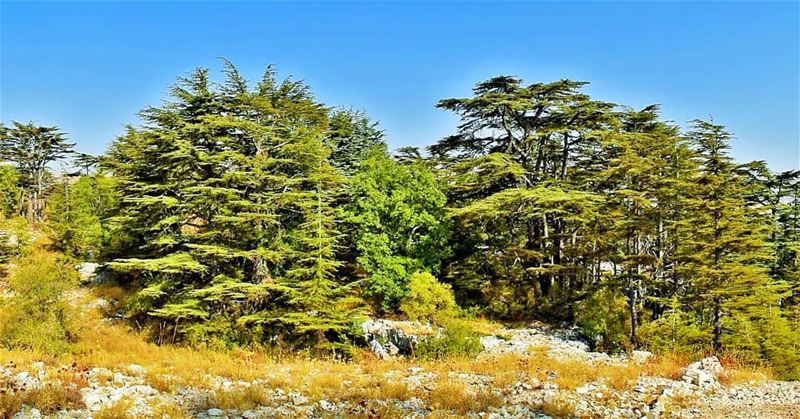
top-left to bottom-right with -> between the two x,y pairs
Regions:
1,1 -> 798,170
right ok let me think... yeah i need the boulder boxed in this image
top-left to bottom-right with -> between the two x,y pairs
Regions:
362,319 -> 431,357
76,262 -> 101,284
682,356 -> 723,388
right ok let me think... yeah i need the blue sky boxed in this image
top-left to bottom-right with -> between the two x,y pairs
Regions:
1,1 -> 798,170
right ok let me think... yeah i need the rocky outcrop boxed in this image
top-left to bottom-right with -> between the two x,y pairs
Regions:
480,322 -> 654,365
76,262 -> 108,285
682,356 -> 723,389
361,319 -> 433,358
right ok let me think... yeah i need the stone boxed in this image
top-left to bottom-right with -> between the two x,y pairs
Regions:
682,356 -> 723,389
76,262 -> 101,284
290,392 -> 309,405
319,399 -> 335,411
369,339 -> 389,359
206,408 -> 225,417
12,407 -> 41,419
83,392 -> 105,411
362,319 -> 431,357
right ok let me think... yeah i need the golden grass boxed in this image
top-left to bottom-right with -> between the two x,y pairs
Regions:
148,399 -> 192,419
540,394 -> 577,417
0,286 -> 776,419
94,398 -> 134,419
427,377 -> 503,414
718,354 -> 774,385
202,385 -> 272,411
0,382 -> 84,417
642,352 -> 692,380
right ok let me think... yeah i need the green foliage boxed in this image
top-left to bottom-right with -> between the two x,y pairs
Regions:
325,108 -> 385,175
103,60 -> 361,349
0,121 -> 75,221
575,286 -> 631,352
399,271 -> 458,322
6,65 -> 793,375
637,299 -> 712,354
0,165 -> 21,217
414,318 -> 482,360
0,249 -> 78,355
47,173 -> 119,260
345,146 -> 451,311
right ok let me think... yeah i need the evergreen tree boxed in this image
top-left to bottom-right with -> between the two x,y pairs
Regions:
105,61 -> 359,349
0,122 -> 75,221
0,165 -> 21,217
431,76 -> 613,318
325,108 -> 384,175
681,120 -> 796,375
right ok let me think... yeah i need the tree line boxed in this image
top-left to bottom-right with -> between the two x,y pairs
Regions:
1,61 -> 798,377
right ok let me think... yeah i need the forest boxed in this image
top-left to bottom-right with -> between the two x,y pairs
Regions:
1,61 -> 798,380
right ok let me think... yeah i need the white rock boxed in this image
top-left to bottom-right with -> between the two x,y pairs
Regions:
682,356 -> 723,389
369,339 -> 389,359
207,408 -> 225,417
319,399 -> 335,411
290,392 -> 309,405
76,262 -> 101,284
83,392 -> 105,411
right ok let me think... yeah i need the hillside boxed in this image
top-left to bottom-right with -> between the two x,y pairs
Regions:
2,281 -> 798,419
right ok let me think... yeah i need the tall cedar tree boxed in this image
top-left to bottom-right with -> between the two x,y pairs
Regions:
104,61 -> 360,349
681,120 -> 797,376
431,77 -> 611,318
0,122 -> 75,222
325,109 -> 384,175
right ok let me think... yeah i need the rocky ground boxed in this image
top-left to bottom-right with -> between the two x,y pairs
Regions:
4,319 -> 799,418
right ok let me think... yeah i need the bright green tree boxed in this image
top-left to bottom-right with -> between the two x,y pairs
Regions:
0,165 -> 21,217
46,173 -> 119,260
345,146 -> 451,311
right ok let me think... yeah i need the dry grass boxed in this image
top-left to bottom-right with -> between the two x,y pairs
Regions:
148,399 -> 192,419
427,377 -> 503,414
0,391 -> 24,419
718,354 -> 774,385
202,385 -> 272,411
642,352 -> 692,380
94,397 -> 134,419
0,382 -> 84,417
0,288 -> 777,419
540,394 -> 577,417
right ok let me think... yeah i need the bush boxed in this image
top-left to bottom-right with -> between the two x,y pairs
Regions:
0,249 -> 79,354
637,300 -> 711,355
415,318 -> 482,360
400,272 -> 458,322
575,286 -> 630,352
0,216 -> 32,267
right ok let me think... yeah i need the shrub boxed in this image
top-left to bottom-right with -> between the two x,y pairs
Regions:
637,301 -> 711,355
575,286 -> 630,352
415,318 -> 482,360
0,216 -> 32,268
0,249 -> 79,355
400,272 -> 458,322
